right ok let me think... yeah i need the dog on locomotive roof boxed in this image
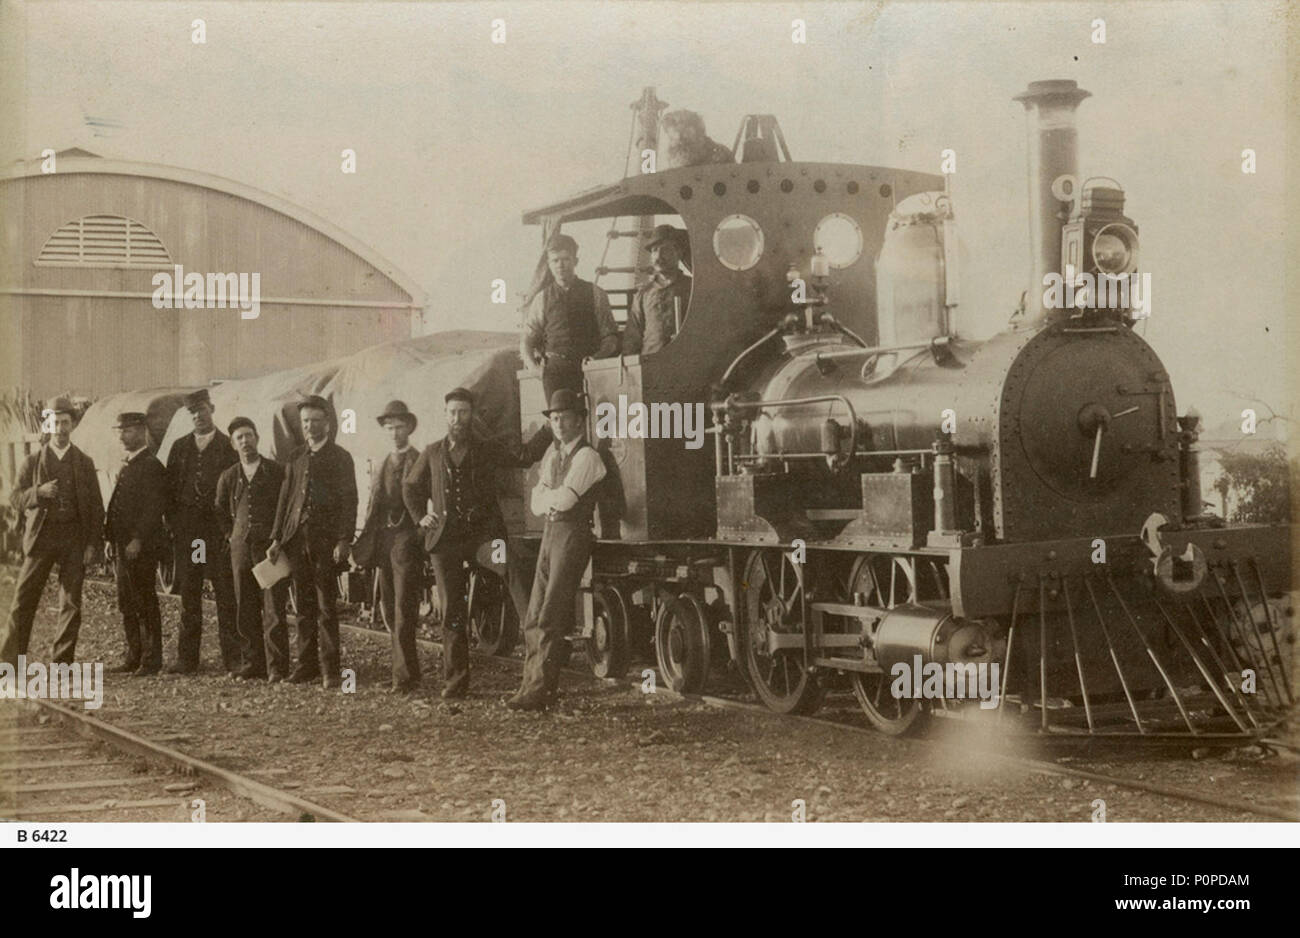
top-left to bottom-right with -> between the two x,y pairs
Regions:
659,109 -> 733,169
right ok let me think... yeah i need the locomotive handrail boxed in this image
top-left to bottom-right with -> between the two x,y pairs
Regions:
736,393 -> 858,471
718,326 -> 783,389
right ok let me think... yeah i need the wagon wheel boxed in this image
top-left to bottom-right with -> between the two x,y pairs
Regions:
739,548 -> 825,715
655,593 -> 711,693
585,584 -> 630,678
847,554 -> 927,735
467,567 -> 519,656
370,568 -> 391,632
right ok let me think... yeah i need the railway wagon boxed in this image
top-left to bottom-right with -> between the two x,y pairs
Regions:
511,79 -> 1293,738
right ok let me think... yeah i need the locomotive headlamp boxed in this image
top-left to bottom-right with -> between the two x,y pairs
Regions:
1091,223 -> 1139,275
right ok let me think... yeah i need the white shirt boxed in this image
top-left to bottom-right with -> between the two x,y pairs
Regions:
49,441 -> 71,460
194,429 -> 216,452
241,458 -> 261,481
530,436 -> 606,516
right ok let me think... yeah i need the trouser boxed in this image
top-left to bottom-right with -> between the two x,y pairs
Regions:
286,529 -> 341,679
429,534 -> 479,695
173,515 -> 239,670
231,544 -> 290,677
1,529 -> 86,665
114,547 -> 162,669
375,525 -> 422,687
518,520 -> 592,697
542,355 -> 585,400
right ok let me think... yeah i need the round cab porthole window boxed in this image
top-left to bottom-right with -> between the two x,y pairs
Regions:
713,214 -> 764,271
813,212 -> 864,269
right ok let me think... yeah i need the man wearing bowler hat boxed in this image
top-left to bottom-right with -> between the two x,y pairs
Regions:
623,224 -> 693,357
214,417 -> 290,681
104,412 -> 167,675
165,388 -> 239,675
266,395 -> 358,689
521,232 -> 621,399
506,388 -> 606,711
403,387 -> 552,698
1,397 -> 103,667
353,401 -> 423,693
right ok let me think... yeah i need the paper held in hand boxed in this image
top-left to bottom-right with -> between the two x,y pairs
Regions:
252,552 -> 292,589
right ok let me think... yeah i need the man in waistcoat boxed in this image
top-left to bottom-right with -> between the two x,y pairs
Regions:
505,389 -> 606,711
1,397 -> 103,666
402,387 -> 552,699
214,417 -> 290,681
165,388 -> 239,674
266,396 -> 358,689
521,233 -> 620,399
623,224 -> 693,357
104,412 -> 167,676
353,401 -> 423,693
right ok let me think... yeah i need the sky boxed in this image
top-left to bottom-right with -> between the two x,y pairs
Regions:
1,0 -> 1292,429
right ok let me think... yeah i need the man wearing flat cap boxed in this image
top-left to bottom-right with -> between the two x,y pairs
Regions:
267,395 -> 358,689
1,397 -> 103,667
506,388 -> 606,711
353,401 -> 423,693
403,387 -> 552,698
165,387 -> 239,675
623,224 -> 693,357
104,412 -> 167,675
521,232 -> 621,399
214,417 -> 290,681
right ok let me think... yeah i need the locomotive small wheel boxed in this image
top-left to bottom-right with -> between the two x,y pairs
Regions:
655,593 -> 711,693
586,585 -> 630,678
370,568 -> 391,633
739,549 -> 824,715
625,600 -> 655,662
467,568 -> 519,657
848,555 -> 927,734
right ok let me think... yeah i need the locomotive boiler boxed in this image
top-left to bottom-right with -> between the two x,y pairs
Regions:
521,80 -> 1293,737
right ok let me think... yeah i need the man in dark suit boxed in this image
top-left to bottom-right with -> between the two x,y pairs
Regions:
165,388 -> 239,674
403,387 -> 551,698
214,417 -> 290,681
1,397 -> 104,666
104,412 -> 167,676
353,401 -> 423,693
266,396 -> 358,689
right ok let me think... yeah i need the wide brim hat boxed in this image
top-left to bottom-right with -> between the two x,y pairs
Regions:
542,388 -> 587,417
376,400 -> 418,431
47,396 -> 77,417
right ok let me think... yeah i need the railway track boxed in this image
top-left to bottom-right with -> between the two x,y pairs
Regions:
339,620 -> 1300,823
0,699 -> 357,822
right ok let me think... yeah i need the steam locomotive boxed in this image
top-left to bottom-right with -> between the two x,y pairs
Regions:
513,79 -> 1293,737
51,80 -> 1291,740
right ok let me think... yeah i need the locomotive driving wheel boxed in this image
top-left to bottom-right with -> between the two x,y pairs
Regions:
586,584 -> 630,678
847,554 -> 927,735
739,549 -> 825,715
467,567 -> 519,656
655,593 -> 711,693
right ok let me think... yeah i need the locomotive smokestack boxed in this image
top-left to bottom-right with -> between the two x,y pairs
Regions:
1014,79 -> 1091,324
